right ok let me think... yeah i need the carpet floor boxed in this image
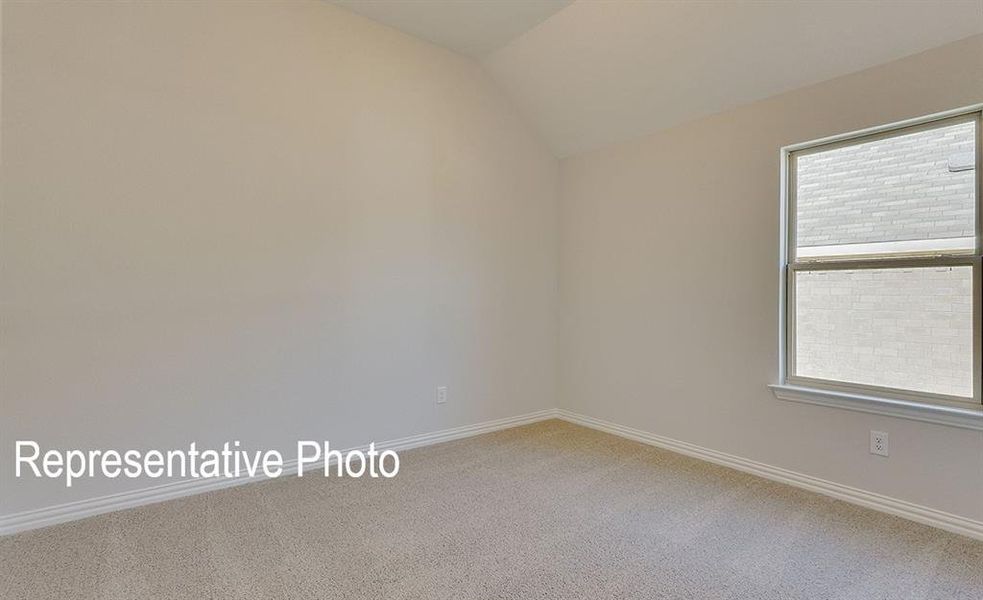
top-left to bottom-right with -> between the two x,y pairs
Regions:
1,419 -> 981,599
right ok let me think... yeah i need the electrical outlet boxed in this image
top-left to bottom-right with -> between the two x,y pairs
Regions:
436,386 -> 448,405
870,430 -> 889,457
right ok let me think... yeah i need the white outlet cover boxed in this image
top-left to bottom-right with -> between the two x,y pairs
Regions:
436,386 -> 448,404
870,430 -> 889,457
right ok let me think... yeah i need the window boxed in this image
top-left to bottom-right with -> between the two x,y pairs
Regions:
781,107 -> 981,410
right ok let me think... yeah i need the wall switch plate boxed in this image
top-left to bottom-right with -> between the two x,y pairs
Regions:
870,430 -> 889,457
436,386 -> 448,404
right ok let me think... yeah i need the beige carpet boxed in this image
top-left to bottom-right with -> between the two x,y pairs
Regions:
1,419 -> 981,599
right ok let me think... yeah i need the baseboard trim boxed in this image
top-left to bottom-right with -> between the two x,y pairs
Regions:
556,409 -> 983,541
7,408 -> 980,541
0,408 -> 558,536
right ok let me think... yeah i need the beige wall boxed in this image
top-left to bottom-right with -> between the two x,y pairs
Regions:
3,0 -> 981,528
559,35 -> 983,521
0,1 -> 558,515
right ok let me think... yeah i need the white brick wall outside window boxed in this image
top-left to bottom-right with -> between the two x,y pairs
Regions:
787,113 -> 979,404
796,122 -> 975,248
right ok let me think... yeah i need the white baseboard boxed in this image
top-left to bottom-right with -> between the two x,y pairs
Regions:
6,408 -> 980,542
0,409 -> 558,536
556,409 -> 983,541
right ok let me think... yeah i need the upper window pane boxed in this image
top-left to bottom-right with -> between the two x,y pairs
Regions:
795,120 -> 976,259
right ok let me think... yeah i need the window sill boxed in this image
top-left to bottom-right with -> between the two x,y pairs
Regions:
769,384 -> 983,431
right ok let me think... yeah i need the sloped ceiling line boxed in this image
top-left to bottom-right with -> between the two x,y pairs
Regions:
332,0 -> 983,157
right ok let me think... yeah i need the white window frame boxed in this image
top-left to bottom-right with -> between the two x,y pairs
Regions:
773,105 -> 983,429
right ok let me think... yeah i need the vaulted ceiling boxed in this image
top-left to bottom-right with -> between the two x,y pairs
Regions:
330,0 -> 572,57
331,0 -> 983,157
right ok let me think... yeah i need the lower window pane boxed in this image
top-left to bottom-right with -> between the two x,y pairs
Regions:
794,266 -> 973,398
